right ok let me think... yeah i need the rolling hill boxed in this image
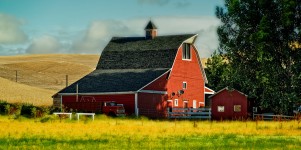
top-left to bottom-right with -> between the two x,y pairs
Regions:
0,54 -> 99,105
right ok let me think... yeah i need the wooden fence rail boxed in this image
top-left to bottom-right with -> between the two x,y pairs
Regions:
167,108 -> 211,119
253,113 -> 294,121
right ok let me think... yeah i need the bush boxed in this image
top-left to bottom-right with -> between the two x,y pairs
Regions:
21,104 -> 35,117
0,101 -> 9,114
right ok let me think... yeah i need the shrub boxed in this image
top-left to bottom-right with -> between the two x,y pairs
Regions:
21,104 -> 35,117
0,101 -> 8,114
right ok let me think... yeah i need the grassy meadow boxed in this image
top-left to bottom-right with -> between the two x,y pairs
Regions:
0,115 -> 300,149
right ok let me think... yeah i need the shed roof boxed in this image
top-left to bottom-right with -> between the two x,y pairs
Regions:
208,87 -> 247,99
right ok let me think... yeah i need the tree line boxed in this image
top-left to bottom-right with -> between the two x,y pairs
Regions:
206,0 -> 301,115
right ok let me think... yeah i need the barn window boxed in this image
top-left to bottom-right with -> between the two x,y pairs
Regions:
174,99 -> 178,106
217,106 -> 224,112
234,105 -> 241,112
182,43 -> 191,60
193,100 -> 197,108
183,82 -> 187,89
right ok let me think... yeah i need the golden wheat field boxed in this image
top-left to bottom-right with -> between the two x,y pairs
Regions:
0,115 -> 300,149
0,54 -> 99,105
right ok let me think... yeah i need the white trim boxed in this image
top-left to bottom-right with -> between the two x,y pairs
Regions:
183,100 -> 188,108
182,43 -> 192,61
167,100 -> 173,102
183,81 -> 187,89
174,99 -> 178,107
204,86 -> 215,94
193,45 -> 208,84
183,34 -> 198,44
138,90 -> 167,94
58,91 -> 136,96
135,93 -> 138,117
167,34 -> 197,79
193,100 -> 197,108
137,69 -> 171,91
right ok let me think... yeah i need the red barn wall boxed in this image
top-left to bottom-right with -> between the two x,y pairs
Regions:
166,44 -> 205,108
138,93 -> 168,118
61,94 -> 135,115
138,44 -> 206,118
142,72 -> 169,91
211,89 -> 248,120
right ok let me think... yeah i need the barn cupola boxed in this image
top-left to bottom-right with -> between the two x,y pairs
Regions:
144,20 -> 157,39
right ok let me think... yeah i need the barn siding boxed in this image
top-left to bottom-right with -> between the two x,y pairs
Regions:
211,89 -> 248,120
166,44 -> 205,108
138,93 -> 168,118
61,94 -> 135,115
142,72 -> 169,91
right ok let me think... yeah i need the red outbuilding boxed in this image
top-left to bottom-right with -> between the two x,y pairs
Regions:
209,87 -> 248,120
53,21 -> 211,118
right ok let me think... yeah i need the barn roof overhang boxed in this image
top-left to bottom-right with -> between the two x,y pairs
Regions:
204,86 -> 215,94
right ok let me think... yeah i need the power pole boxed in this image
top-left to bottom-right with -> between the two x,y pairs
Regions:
66,75 -> 68,87
15,70 -> 18,82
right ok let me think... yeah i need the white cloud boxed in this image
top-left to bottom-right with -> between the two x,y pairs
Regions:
71,20 -> 137,54
26,35 -> 62,54
71,16 -> 220,57
0,13 -> 28,44
151,16 -> 221,57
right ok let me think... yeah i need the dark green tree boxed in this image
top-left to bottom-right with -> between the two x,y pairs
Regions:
216,0 -> 301,114
205,50 -> 231,91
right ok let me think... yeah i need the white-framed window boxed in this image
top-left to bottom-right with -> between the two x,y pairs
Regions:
217,106 -> 224,112
183,101 -> 188,108
234,105 -> 241,112
182,43 -> 191,60
183,82 -> 187,89
174,99 -> 178,107
193,100 -> 197,108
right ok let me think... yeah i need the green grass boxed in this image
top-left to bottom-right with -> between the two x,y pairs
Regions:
0,115 -> 300,149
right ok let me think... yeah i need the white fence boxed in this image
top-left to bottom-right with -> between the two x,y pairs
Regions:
167,108 -> 211,119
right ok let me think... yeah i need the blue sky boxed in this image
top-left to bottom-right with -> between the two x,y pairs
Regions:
0,0 -> 224,57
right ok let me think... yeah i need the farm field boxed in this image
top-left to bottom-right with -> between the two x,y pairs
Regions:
0,115 -> 300,149
0,54 -> 99,105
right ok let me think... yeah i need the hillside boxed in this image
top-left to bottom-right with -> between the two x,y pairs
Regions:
0,77 -> 55,106
0,54 -> 99,105
0,54 -> 99,91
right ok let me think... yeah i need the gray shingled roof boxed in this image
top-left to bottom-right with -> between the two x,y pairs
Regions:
96,35 -> 195,69
59,69 -> 169,93
58,34 -> 195,94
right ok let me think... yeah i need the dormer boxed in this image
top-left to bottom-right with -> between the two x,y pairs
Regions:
144,21 -> 157,39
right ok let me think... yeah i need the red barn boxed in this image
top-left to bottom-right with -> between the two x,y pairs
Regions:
53,21 -> 211,118
209,87 -> 248,120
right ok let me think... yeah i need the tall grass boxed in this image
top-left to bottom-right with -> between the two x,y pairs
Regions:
0,115 -> 300,149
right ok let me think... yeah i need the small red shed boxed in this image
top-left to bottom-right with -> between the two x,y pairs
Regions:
209,87 -> 248,120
